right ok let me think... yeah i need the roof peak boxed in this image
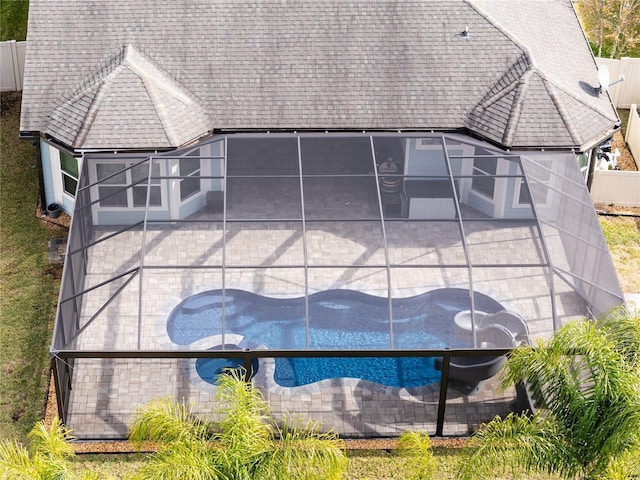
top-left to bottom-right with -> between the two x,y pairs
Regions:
46,44 -> 211,149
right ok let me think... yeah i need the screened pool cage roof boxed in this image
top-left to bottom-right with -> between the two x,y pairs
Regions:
53,132 -> 624,357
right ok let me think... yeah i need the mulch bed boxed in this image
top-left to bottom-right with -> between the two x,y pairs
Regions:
595,204 -> 640,217
68,438 -> 468,455
613,131 -> 638,171
35,198 -> 71,230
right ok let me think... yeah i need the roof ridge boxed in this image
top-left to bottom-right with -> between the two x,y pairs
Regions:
120,45 -> 209,145
540,74 -> 583,146
73,59 -> 149,147
479,54 -> 530,110
464,0 -> 535,68
62,45 -> 129,104
73,70 -> 118,148
74,65 -> 173,148
516,67 -> 617,147
46,45 -> 132,147
122,45 -> 199,108
501,70 -> 535,147
536,70 -> 619,123
501,69 -> 585,147
466,0 -> 617,135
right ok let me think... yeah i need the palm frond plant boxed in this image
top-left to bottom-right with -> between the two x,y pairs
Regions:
459,306 -> 640,480
128,396 -> 213,445
596,305 -> 640,368
0,417 -> 97,480
129,439 -> 221,480
0,439 -> 39,480
214,368 -> 272,478
129,367 -> 347,480
255,416 -> 346,480
395,431 -> 436,480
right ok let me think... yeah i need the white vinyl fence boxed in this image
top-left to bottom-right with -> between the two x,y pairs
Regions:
0,40 -> 26,92
591,169 -> 640,207
591,106 -> 640,208
595,57 -> 640,109
626,104 -> 640,167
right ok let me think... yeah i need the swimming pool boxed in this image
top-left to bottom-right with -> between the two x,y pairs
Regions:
166,288 -> 504,388
194,344 -> 260,384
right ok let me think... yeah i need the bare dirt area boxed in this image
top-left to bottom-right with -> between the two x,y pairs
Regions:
35,198 -> 72,229
595,204 -> 640,216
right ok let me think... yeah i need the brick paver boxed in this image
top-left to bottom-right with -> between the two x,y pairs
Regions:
65,200 -> 588,439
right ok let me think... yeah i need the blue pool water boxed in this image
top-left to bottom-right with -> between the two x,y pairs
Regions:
166,288 -> 503,388
195,345 -> 260,384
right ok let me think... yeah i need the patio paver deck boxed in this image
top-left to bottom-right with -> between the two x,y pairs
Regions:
63,199 -> 589,439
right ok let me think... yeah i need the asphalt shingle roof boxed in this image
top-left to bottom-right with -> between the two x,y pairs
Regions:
20,0 -> 618,151
45,45 -> 210,148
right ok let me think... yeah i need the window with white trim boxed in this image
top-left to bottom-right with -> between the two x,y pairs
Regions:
60,152 -> 79,197
471,156 -> 497,199
415,138 -> 441,149
179,156 -> 201,201
96,161 -> 162,208
514,172 -> 551,208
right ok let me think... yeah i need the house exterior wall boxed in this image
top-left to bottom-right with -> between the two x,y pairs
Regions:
83,141 -> 226,225
502,161 -> 536,220
87,157 -> 174,225
47,136 -> 577,223
405,139 -> 449,176
40,141 -> 81,214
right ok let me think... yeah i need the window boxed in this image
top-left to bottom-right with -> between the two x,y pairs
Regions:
180,156 -> 201,201
514,174 -> 551,208
96,161 -> 162,208
415,138 -> 442,149
60,152 -> 78,197
471,157 -> 497,199
576,153 -> 589,180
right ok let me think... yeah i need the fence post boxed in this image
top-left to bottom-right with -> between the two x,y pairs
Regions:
435,352 -> 451,436
1,40 -> 24,92
10,40 -> 22,91
627,104 -> 640,168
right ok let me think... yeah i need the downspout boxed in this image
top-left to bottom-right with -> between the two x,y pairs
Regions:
586,147 -> 598,191
31,134 -> 47,215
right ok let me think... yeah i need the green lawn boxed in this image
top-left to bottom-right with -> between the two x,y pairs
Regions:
600,215 -> 640,293
0,91 -> 65,442
0,0 -> 29,41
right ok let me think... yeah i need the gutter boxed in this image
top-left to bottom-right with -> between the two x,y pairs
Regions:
580,122 -> 621,154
